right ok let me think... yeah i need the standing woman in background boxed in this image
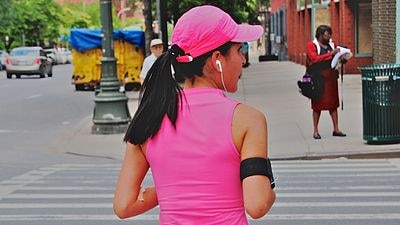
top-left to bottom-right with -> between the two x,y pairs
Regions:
306,25 -> 346,139
113,5 -> 275,225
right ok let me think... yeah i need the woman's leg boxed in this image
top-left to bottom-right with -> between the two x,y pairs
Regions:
329,109 -> 339,132
313,110 -> 321,135
329,109 -> 346,136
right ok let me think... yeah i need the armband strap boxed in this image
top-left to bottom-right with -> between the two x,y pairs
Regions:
240,157 -> 275,189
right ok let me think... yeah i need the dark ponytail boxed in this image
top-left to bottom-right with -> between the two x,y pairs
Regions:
124,51 -> 182,145
124,42 -> 233,145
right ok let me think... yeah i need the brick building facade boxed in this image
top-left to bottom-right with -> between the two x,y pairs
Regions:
270,0 -> 379,74
372,0 -> 396,64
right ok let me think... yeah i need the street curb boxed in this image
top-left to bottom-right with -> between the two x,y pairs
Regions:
271,149 -> 400,160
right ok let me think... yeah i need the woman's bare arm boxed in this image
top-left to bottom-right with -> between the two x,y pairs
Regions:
113,142 -> 158,219
233,104 -> 276,219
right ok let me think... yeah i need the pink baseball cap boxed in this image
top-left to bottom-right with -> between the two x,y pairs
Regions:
171,5 -> 263,63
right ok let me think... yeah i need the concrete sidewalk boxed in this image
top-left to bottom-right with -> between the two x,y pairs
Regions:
235,60 -> 400,159
62,60 -> 400,161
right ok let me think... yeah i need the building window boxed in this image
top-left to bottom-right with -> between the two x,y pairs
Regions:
297,0 -> 305,11
314,7 -> 330,33
356,0 -> 372,55
311,5 -> 330,40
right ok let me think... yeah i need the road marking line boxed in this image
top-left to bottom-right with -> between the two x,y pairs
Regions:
1,213 -> 400,221
273,163 -> 392,168
1,201 -> 399,209
274,202 -> 400,207
0,203 -> 112,208
19,186 -> 114,190
276,173 -> 400,177
4,194 -> 114,198
276,185 -> 400,190
4,192 -> 400,199
26,94 -> 42,99
276,192 -> 400,197
275,168 -> 399,172
0,129 -> 15,133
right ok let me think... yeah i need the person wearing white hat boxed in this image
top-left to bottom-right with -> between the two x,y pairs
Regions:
139,38 -> 164,84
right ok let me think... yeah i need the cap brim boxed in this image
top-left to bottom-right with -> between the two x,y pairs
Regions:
231,24 -> 263,42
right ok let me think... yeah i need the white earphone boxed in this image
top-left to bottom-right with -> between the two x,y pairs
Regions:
216,60 -> 222,72
215,59 -> 227,92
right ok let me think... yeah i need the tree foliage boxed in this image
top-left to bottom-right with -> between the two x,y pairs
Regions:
0,0 -> 263,51
0,0 -> 63,49
167,0 -> 261,25
0,0 -> 144,50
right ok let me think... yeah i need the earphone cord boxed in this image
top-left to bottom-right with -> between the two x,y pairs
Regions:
220,71 -> 227,93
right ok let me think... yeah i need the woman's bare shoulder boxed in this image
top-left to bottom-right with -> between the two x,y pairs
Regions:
234,103 -> 267,128
236,103 -> 266,119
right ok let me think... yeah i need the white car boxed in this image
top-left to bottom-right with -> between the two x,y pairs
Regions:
65,50 -> 73,64
5,46 -> 53,79
44,49 -> 67,65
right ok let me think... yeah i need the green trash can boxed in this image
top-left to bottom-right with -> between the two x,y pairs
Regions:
359,64 -> 400,144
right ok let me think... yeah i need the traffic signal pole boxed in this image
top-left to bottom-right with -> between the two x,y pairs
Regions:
92,0 -> 131,134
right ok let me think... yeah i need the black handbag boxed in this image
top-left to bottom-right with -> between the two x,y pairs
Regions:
297,72 -> 324,101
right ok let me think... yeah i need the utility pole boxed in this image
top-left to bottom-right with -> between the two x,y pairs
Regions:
92,0 -> 131,134
157,0 -> 168,50
143,0 -> 153,56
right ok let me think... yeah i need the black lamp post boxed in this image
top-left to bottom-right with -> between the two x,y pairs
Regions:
157,0 -> 168,50
92,0 -> 131,134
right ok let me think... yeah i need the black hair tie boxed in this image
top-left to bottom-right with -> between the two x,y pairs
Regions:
169,44 -> 185,57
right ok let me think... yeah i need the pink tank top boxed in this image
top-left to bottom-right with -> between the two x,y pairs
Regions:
146,88 -> 248,225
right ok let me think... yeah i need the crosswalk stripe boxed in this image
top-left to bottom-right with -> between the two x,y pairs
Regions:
276,185 -> 400,190
1,213 -> 400,221
1,201 -> 400,209
0,203 -> 112,208
4,191 -> 400,199
275,168 -> 399,172
4,194 -> 113,199
276,192 -> 400,197
16,184 -> 400,191
273,163 -> 393,168
274,173 -> 400,177
19,186 -> 115,190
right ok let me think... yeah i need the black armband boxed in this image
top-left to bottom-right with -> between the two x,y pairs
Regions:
240,157 -> 275,189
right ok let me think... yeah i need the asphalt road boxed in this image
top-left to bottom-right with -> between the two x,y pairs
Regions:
0,64 -> 95,180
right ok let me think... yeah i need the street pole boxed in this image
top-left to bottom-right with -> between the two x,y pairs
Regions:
92,0 -> 131,134
157,0 -> 168,50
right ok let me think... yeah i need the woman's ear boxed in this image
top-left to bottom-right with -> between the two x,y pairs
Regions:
211,51 -> 222,72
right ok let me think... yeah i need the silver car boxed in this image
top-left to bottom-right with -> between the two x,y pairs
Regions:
5,46 -> 53,79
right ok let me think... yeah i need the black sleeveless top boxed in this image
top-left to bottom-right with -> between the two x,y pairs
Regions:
309,44 -> 332,74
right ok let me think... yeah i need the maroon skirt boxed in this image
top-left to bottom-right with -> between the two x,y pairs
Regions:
311,69 -> 339,111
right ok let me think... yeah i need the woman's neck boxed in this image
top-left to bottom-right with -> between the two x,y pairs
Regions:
318,38 -> 330,47
183,75 -> 218,90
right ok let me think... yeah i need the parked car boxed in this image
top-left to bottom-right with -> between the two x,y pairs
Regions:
65,50 -> 73,64
5,46 -> 53,79
0,50 -> 8,70
44,48 -> 67,65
